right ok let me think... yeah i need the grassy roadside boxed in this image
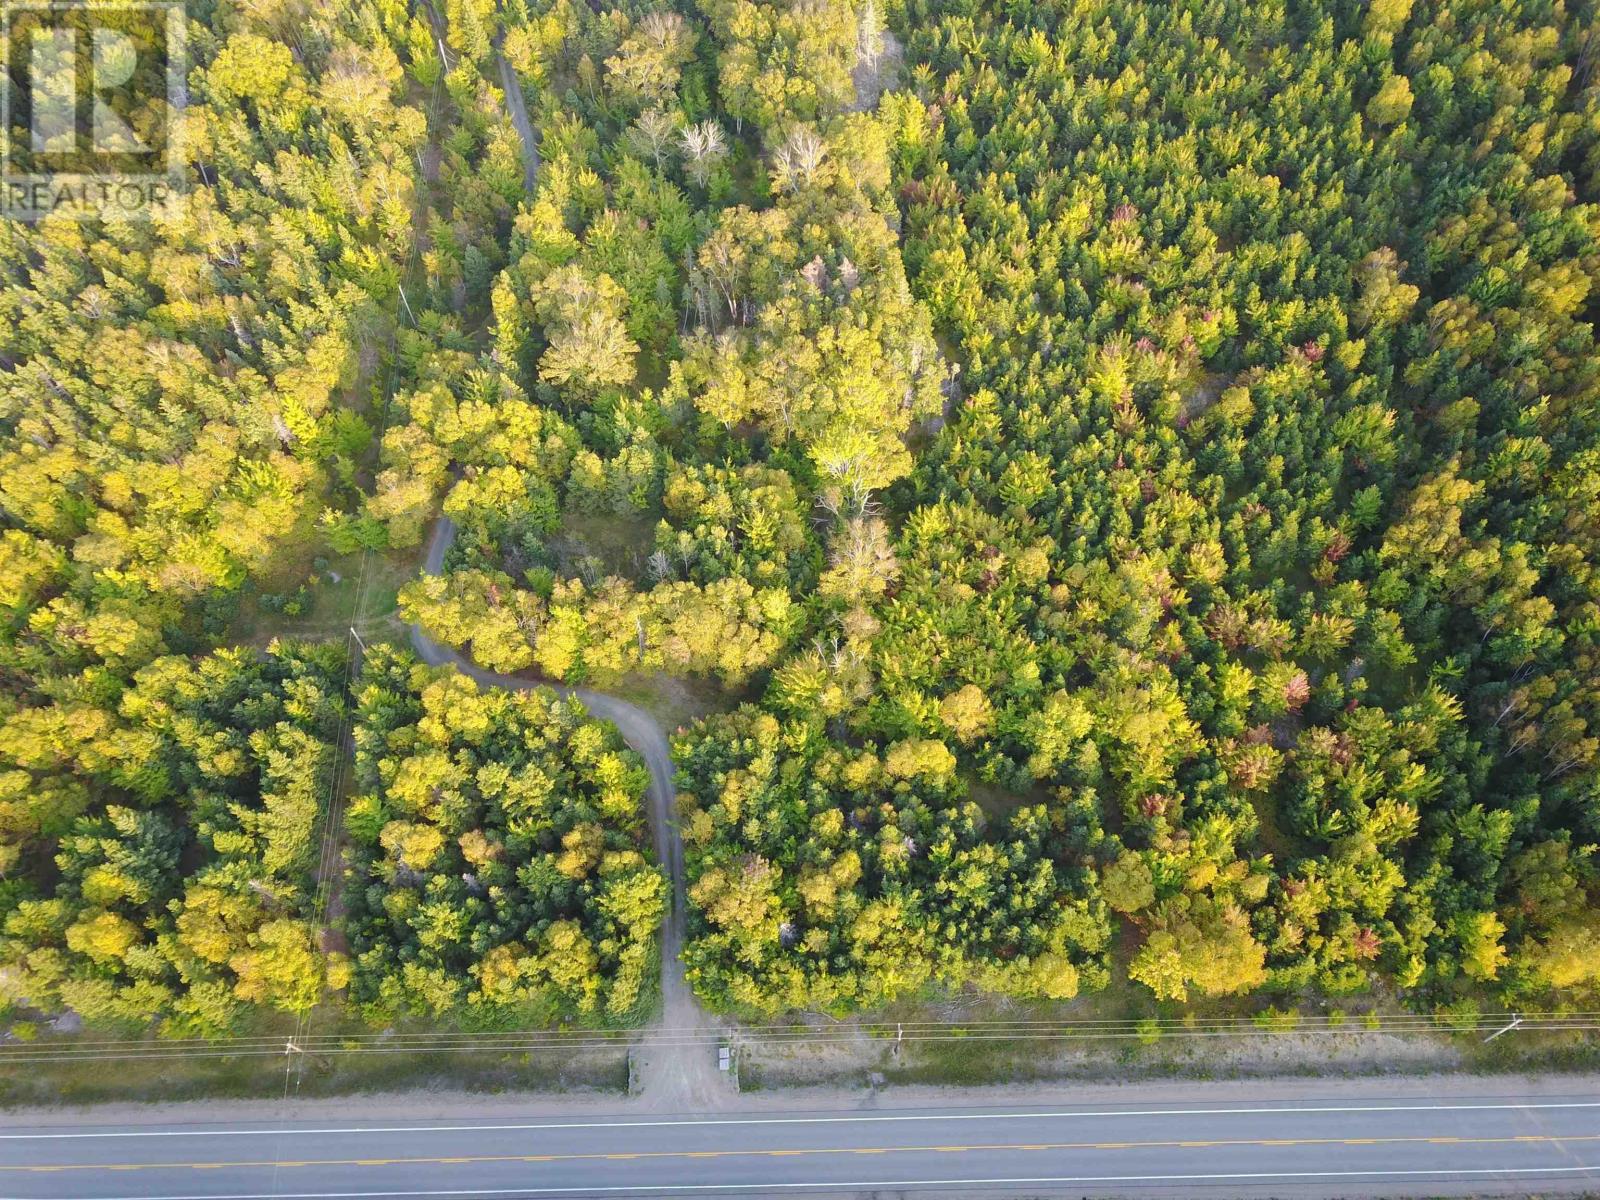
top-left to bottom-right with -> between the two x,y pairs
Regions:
0,1044 -> 628,1107
735,1021 -> 1600,1092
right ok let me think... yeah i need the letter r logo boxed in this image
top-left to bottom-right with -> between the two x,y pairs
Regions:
27,25 -> 71,153
28,21 -> 148,156
2,0 -> 187,220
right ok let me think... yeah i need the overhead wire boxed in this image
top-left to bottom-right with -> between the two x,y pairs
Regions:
4,1013 -> 1595,1066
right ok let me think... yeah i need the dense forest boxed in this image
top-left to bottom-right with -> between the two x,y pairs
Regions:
0,643 -> 347,1032
406,0 -> 1600,1015
868,0 -> 1600,1008
0,0 -> 433,1031
3,0 -> 1599,1034
0,0 -> 665,1030
344,647 -> 664,1024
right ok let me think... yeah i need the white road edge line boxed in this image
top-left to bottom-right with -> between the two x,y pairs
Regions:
4,1100 -> 1600,1140
17,1163 -> 1599,1200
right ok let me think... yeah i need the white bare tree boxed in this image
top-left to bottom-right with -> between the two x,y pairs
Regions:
678,119 -> 728,187
857,0 -> 884,69
627,107 -> 678,169
640,10 -> 687,49
770,125 -> 828,193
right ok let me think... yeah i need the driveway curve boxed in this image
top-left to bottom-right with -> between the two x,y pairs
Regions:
408,517 -> 728,1109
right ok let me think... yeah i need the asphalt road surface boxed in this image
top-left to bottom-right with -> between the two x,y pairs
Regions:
3,1089 -> 1598,1199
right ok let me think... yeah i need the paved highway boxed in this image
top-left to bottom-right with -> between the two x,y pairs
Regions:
3,1089 -> 1598,1199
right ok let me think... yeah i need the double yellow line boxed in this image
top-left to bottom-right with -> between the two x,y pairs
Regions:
8,1132 -> 1599,1173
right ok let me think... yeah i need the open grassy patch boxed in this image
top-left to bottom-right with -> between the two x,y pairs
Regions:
549,512 -> 660,583
232,544 -> 418,647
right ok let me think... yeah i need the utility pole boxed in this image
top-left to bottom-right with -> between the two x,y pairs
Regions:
1483,1013 -> 1523,1043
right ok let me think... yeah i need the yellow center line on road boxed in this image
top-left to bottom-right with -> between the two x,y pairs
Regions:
11,1132 -> 1599,1174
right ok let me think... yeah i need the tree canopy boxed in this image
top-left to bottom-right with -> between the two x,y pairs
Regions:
6,0 -> 1600,1036
343,647 -> 665,1024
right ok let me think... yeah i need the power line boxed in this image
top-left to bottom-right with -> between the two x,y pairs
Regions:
10,1010 -> 1600,1052
4,1014 -> 1595,1066
12,1011 -> 1600,1049
279,33 -> 453,1110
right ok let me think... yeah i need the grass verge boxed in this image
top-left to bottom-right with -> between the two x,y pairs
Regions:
0,1044 -> 628,1107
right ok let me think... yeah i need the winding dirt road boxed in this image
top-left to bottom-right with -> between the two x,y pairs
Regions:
408,518 -> 730,1108
396,43 -> 728,1107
